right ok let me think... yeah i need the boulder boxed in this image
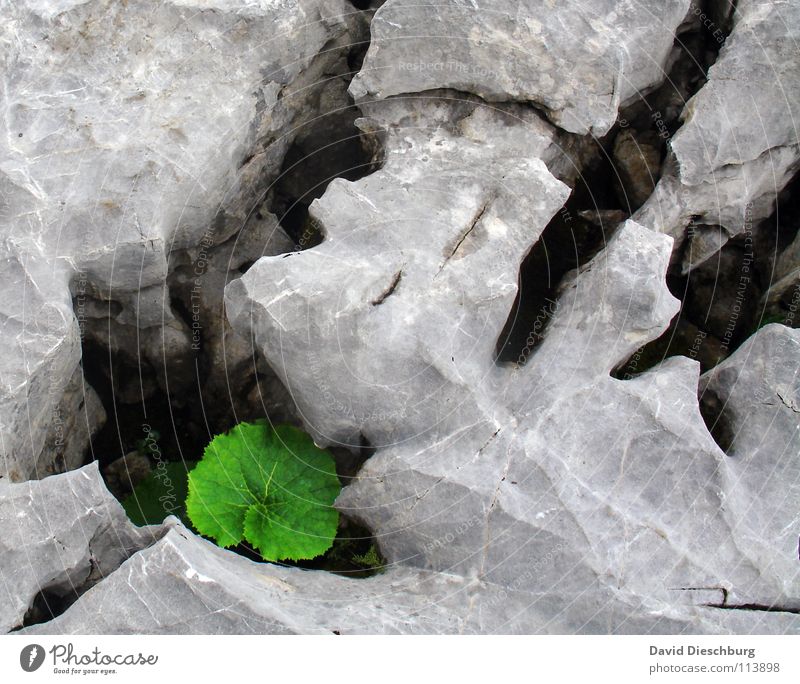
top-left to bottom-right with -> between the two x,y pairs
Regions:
0,463 -> 162,632
0,0 -> 358,479
27,230 -> 800,633
350,0 -> 691,135
635,0 -> 800,271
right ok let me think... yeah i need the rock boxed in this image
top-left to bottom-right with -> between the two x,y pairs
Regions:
612,129 -> 662,210
5,0 -> 800,638
350,0 -> 691,135
579,209 -> 629,229
37,367 -> 106,479
226,94 -> 572,448
103,452 -> 152,501
0,463 -> 163,632
169,210 -> 298,427
0,0 -> 359,479
635,0 -> 800,270
0,247 -> 79,482
762,227 -> 800,320
699,324 -> 800,606
615,317 -> 729,377
221,92 -> 799,629
30,224 -> 800,634
23,522 -> 799,635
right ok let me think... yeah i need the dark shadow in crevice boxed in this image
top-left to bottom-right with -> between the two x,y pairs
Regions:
349,0 -> 385,10
495,154 -> 625,365
12,588 -> 77,630
705,602 -> 800,615
613,170 -> 800,379
697,386 -> 736,454
617,0 -> 730,143
81,338 -> 211,474
332,433 -> 376,485
269,108 -> 381,247
604,1 -> 733,214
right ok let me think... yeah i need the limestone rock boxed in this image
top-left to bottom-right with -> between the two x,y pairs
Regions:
762,228 -> 800,320
221,91 -> 800,630
5,0 -> 800,638
635,0 -> 800,270
103,452 -> 152,501
37,367 -> 106,479
0,463 -> 162,632
31,225 -> 800,634
23,523 -> 800,635
612,129 -> 662,210
350,0 -> 691,135
0,0 -> 357,479
700,324 -> 800,607
226,95 -> 572,449
0,248 -> 79,482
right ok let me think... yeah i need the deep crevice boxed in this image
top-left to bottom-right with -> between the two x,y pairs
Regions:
81,338 -> 211,474
269,107 -> 380,247
613,169 -> 800,379
349,0 -> 385,11
495,150 -> 625,365
705,602 -> 800,615
68,25 -> 386,579
697,385 -> 736,454
13,588 -> 77,630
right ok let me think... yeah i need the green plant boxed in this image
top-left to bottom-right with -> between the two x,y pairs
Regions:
123,460 -> 195,526
351,544 -> 384,571
186,421 -> 341,562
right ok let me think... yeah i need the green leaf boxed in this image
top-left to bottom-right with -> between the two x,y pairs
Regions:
123,461 -> 195,526
186,421 -> 340,561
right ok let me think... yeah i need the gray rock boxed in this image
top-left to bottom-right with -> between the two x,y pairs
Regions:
0,463 -> 162,632
337,224 -> 796,615
226,95 -> 572,449
635,0 -> 800,270
24,522 -> 799,635
220,91 -> 800,631
169,210 -> 297,427
38,367 -> 106,479
0,0 -> 358,479
350,0 -> 691,135
700,324 -> 800,608
31,225 -> 800,634
6,0 -> 800,637
0,248 -> 79,482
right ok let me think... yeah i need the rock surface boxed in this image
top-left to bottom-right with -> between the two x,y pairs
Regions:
635,0 -> 800,270
0,0 -> 359,480
25,521 -> 799,635
350,0 -> 691,135
38,368 -> 106,479
762,227 -> 800,319
26,243 -> 800,634
1,0 -> 799,637
0,463 -> 162,632
226,94 -> 572,449
700,324 -> 800,608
